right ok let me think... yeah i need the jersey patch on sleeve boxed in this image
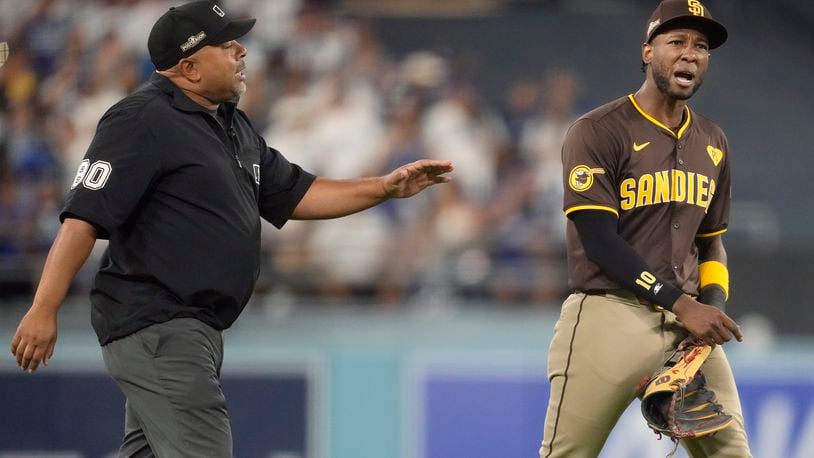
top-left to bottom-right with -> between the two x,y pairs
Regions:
70,159 -> 112,191
706,145 -> 724,166
568,165 -> 606,192
71,160 -> 90,190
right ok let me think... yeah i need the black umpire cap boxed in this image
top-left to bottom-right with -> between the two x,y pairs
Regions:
148,1 -> 256,71
645,0 -> 727,49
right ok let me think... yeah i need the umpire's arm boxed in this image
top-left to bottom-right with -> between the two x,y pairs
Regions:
291,159 -> 453,220
10,218 -> 97,372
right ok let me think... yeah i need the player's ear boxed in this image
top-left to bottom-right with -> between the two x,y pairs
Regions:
642,42 -> 653,67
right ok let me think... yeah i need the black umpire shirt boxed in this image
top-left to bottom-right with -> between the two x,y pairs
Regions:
62,73 -> 315,345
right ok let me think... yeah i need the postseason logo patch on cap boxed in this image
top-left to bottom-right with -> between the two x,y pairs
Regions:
180,31 -> 207,52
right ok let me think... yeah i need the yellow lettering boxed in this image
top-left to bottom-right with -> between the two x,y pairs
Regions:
620,170 -> 715,211
706,179 -> 716,212
672,170 -> 686,202
636,174 -> 654,208
620,178 -> 636,211
687,172 -> 696,205
696,174 -> 709,208
654,170 -> 670,204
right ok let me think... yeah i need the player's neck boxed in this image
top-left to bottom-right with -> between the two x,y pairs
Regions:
633,84 -> 688,131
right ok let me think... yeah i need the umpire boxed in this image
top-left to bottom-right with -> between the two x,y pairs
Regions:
10,2 -> 452,456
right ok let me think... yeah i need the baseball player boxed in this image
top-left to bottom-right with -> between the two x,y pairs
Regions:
10,2 -> 452,456
539,1 -> 752,457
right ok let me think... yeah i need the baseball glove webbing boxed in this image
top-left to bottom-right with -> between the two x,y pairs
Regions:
639,341 -> 734,455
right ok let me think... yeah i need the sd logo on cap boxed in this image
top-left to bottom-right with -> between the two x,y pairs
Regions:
645,0 -> 727,49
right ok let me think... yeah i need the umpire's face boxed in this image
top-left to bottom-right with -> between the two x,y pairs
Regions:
643,27 -> 710,101
187,39 -> 248,103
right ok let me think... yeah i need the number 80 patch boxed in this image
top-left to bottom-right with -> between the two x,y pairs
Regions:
71,159 -> 113,190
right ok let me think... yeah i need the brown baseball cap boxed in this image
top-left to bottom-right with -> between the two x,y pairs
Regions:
148,1 -> 256,71
645,0 -> 727,49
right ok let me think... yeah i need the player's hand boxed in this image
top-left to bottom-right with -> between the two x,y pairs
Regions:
10,307 -> 58,373
382,159 -> 453,198
671,295 -> 743,347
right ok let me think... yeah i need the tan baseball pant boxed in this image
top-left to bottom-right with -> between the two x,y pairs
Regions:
539,291 -> 752,458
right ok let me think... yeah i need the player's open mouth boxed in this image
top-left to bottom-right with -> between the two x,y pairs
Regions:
236,64 -> 246,81
674,71 -> 694,87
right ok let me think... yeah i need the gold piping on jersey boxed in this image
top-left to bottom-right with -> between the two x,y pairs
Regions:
696,228 -> 728,238
564,205 -> 619,218
627,94 -> 691,139
619,169 -> 715,212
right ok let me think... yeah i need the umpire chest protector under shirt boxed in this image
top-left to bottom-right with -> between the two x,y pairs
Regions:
62,73 -> 315,345
563,94 -> 731,295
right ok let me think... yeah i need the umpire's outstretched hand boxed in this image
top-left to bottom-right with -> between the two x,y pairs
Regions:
672,295 -> 744,347
381,159 -> 453,198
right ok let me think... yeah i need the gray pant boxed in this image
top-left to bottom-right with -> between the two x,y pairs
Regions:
102,318 -> 231,458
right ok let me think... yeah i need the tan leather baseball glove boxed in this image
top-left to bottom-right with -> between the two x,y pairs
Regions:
640,340 -> 734,441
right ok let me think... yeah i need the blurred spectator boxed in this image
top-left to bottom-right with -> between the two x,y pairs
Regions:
501,79 -> 540,157
520,68 -> 580,244
369,92 -> 435,304
421,180 -> 487,300
286,1 -> 357,77
2,48 -> 38,107
471,71 -> 580,305
14,0 -> 73,79
422,81 -> 508,203
228,0 -> 302,51
0,180 -> 35,296
0,181 -> 25,263
6,104 -> 58,182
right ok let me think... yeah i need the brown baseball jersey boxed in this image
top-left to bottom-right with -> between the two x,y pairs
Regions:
562,94 -> 731,295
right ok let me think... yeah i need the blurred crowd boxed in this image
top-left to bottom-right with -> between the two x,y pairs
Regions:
0,0 -> 582,307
